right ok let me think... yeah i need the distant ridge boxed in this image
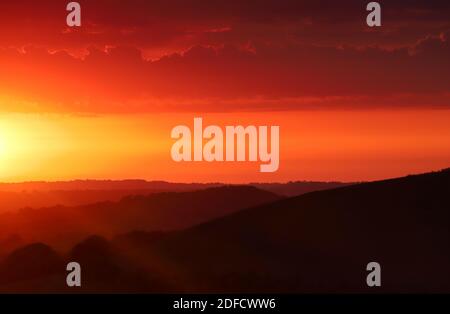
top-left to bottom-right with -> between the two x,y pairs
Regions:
0,185 -> 280,251
0,180 -> 220,192
0,179 -> 349,194
0,180 -> 350,212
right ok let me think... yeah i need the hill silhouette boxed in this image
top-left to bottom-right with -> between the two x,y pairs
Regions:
0,180 -> 219,192
115,169 -> 450,292
0,180 -> 348,213
0,186 -> 280,251
0,169 -> 449,293
251,181 -> 351,196
0,180 -> 221,214
0,243 -> 64,286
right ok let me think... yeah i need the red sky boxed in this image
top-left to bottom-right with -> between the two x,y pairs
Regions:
0,0 -> 449,182
0,0 -> 449,112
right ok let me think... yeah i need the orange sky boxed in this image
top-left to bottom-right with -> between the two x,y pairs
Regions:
0,1 -> 449,182
0,109 -> 449,183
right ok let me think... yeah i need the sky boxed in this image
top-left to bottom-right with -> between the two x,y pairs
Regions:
0,0 -> 449,182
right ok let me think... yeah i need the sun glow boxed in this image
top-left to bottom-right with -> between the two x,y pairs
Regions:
0,113 -> 169,182
0,120 -> 20,162
0,135 -> 5,158
0,110 -> 449,183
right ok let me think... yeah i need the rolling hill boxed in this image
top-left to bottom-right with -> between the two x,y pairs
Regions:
116,169 -> 450,293
1,169 -> 449,293
0,180 -> 348,213
0,185 -> 280,252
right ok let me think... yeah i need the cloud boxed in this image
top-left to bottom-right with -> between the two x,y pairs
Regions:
0,31 -> 449,113
1,0 -> 449,55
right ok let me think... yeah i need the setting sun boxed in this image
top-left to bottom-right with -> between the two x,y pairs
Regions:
0,109 -> 448,183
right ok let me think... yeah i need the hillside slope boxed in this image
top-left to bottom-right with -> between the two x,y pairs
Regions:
136,169 -> 450,292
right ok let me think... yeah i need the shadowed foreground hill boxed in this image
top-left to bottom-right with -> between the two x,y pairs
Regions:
119,169 -> 450,293
0,169 -> 449,293
0,243 -> 64,290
